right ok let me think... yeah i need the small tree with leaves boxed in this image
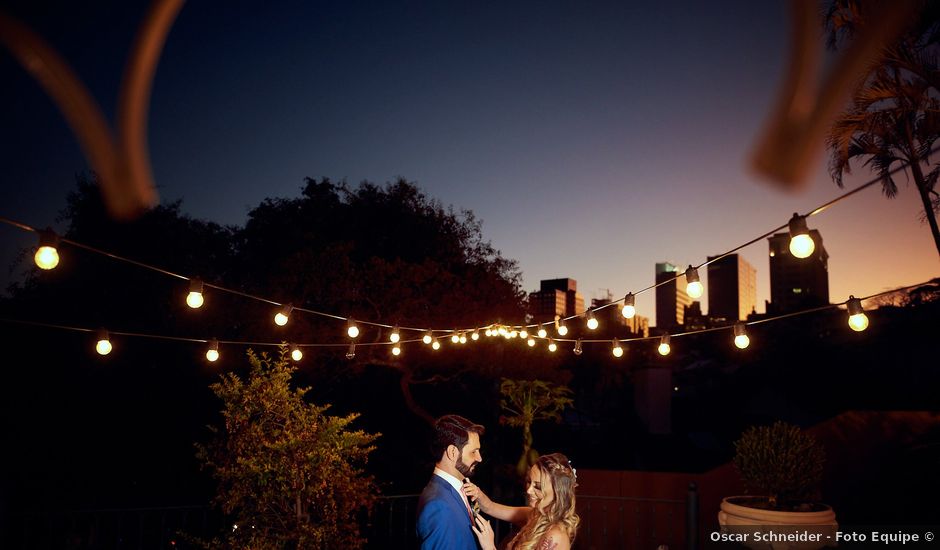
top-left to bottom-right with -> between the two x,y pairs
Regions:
499,378 -> 573,476
732,421 -> 825,510
194,348 -> 380,549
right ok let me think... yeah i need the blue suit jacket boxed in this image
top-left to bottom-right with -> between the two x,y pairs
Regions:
416,475 -> 478,550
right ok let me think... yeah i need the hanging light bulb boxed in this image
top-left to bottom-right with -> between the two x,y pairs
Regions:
557,321 -> 568,336
657,334 -> 671,356
846,295 -> 869,332
586,310 -> 599,330
390,326 -> 401,343
347,319 -> 360,339
547,338 -> 557,353
34,228 -> 60,270
95,329 -> 112,356
484,328 -> 493,337
431,338 -> 441,350
621,293 -> 636,319
274,304 -> 293,326
733,322 -> 750,349
206,339 -> 220,362
392,344 -> 402,356
509,329 -> 518,338
186,278 -> 205,309
451,332 -> 460,344
346,342 -> 356,359
459,333 -> 467,344
290,344 -> 303,362
573,338 -> 583,356
497,325 -> 508,337
685,266 -> 704,299
612,338 -> 624,358
525,337 -> 535,347
519,327 -> 528,339
537,325 -> 548,338
787,213 -> 815,259
423,331 -> 433,345
471,330 -> 480,341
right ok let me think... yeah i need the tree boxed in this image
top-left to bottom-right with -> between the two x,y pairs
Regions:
825,0 -> 940,257
194,348 -> 380,549
499,378 -> 573,476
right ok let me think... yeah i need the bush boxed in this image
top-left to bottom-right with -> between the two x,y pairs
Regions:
732,421 -> 825,508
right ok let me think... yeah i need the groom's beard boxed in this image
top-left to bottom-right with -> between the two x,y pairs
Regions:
456,456 -> 477,477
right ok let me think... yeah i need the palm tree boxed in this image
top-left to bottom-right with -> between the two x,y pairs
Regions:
825,0 -> 940,258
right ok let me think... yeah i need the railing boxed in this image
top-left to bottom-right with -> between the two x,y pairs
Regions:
16,484 -> 698,549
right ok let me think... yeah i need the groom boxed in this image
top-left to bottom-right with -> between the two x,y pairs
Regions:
417,414 -> 485,550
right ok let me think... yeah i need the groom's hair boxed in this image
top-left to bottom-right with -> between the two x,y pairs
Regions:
431,414 -> 485,459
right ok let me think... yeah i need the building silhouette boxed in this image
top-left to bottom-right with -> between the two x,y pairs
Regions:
590,294 -> 650,337
767,230 -> 829,314
706,253 -> 757,322
529,278 -> 585,323
655,262 -> 691,329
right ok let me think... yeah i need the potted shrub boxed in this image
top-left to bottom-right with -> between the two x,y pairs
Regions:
718,421 -> 837,549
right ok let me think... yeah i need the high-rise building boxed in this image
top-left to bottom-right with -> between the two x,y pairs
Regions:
767,230 -> 829,314
529,278 -> 585,323
655,262 -> 691,329
590,295 -> 650,337
706,253 -> 757,322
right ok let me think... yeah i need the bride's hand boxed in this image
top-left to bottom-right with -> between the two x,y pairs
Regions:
471,515 -> 496,550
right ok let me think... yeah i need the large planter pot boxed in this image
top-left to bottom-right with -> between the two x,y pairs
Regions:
717,496 -> 837,550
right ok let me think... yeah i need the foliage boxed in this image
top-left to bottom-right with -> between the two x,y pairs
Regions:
499,378 -> 574,475
194,348 -> 380,549
824,0 -> 940,257
732,421 -> 825,509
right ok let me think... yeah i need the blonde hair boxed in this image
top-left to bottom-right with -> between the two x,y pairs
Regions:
508,453 -> 579,550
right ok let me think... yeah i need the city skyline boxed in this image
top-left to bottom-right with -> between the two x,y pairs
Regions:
1,1 -> 937,329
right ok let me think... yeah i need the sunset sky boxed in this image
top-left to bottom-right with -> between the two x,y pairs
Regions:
1,0 -> 937,326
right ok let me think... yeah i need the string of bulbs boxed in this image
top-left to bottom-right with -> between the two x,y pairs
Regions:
1,153 -> 936,361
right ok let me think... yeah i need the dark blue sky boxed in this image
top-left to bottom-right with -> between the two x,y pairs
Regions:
2,1 -> 936,323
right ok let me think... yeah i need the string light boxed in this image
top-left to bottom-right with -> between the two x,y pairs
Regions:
459,333 -> 467,344
519,327 -> 528,339
34,228 -> 60,270
788,213 -> 815,259
527,337 -> 536,347
537,325 -> 548,338
347,318 -> 360,339
186,279 -> 205,309
573,338 -> 583,355
557,321 -> 568,336
290,343 -> 303,361
392,344 -> 401,356
390,326 -> 401,343
586,310 -> 599,331
733,322 -> 750,349
423,331 -> 433,345
451,333 -> 460,344
509,329 -> 518,338
611,338 -> 623,358
345,342 -> 356,359
685,266 -> 703,299
471,330 -> 480,341
547,338 -> 557,353
657,334 -> 671,356
846,295 -> 869,332
484,328 -> 493,337
95,329 -> 112,356
274,304 -> 293,326
431,338 -> 441,350
206,339 -> 220,362
621,293 -> 636,319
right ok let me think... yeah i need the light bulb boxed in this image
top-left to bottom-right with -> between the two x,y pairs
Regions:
586,312 -> 599,331
621,293 -> 636,319
432,338 -> 441,350
573,339 -> 583,355
537,326 -> 548,338
788,213 -> 815,259
347,319 -> 360,339
95,329 -> 112,356
509,330 -> 518,338
548,339 -> 557,353
186,279 -> 204,309
392,345 -> 401,356
346,342 -> 356,359
451,333 -> 460,344
612,339 -> 623,358
485,329 -> 493,337
471,330 -> 480,341
527,337 -> 536,347
846,296 -> 869,331
423,332 -> 433,345
459,334 -> 467,344
733,322 -> 750,349
684,266 -> 703,299
206,339 -> 220,362
291,345 -> 303,361
274,304 -> 293,326
34,229 -> 60,270
519,328 -> 528,339
498,326 -> 508,336
657,334 -> 671,356
390,326 -> 401,343
557,323 -> 568,336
